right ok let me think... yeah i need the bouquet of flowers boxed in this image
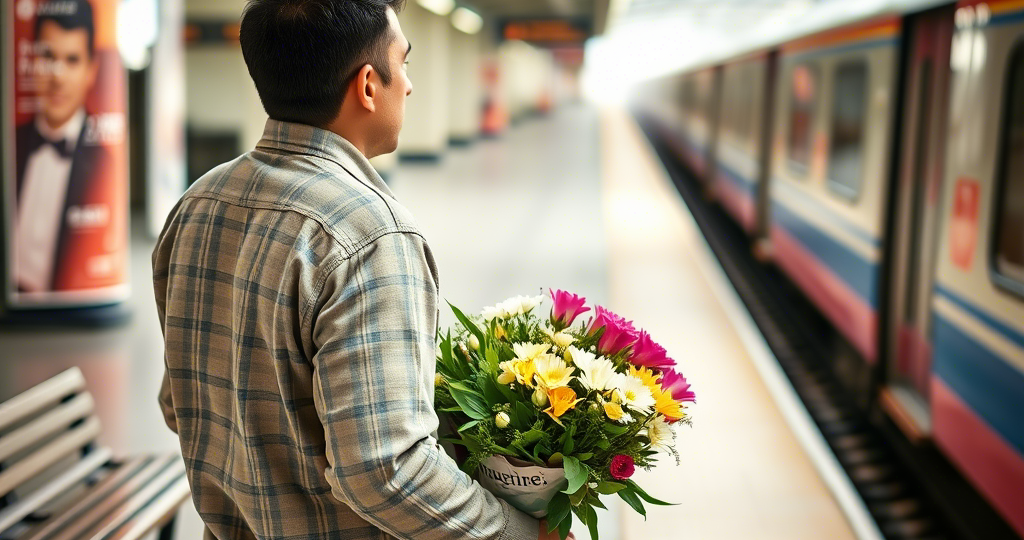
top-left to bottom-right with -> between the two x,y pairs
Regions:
434,289 -> 696,540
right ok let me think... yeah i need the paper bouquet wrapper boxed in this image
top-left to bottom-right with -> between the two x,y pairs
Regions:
476,455 -> 567,518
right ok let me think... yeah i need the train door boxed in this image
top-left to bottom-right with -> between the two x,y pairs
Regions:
882,5 -> 956,438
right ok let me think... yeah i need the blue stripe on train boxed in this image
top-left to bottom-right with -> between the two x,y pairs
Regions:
718,160 -> 757,197
771,201 -> 880,309
936,286 -> 1024,350
992,9 -> 1024,27
933,314 -> 1024,456
790,37 -> 900,60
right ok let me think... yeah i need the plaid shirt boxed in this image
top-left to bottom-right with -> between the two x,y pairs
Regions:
154,120 -> 537,540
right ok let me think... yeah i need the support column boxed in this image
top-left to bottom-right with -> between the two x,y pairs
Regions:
447,27 -> 482,146
396,2 -> 450,161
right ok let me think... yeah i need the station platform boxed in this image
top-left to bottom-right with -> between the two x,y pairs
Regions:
0,104 -> 864,539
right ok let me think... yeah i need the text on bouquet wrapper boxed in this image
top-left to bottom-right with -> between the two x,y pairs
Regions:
479,464 -> 549,487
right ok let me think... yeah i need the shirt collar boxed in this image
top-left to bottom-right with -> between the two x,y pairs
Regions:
255,119 -> 397,201
36,109 -> 86,151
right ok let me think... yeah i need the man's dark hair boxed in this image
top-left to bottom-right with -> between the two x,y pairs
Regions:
35,0 -> 96,57
240,0 -> 406,128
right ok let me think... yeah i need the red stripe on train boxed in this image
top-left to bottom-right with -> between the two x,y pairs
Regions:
932,377 -> 1024,538
770,224 -> 878,362
713,172 -> 757,233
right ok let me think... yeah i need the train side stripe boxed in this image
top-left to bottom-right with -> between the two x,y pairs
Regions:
991,9 -> 1024,26
771,202 -> 879,308
773,180 -> 881,249
932,377 -> 1024,538
932,315 -> 1024,455
787,38 -> 899,60
718,161 -> 757,196
935,286 -> 1024,352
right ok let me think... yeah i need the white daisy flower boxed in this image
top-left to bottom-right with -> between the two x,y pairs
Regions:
645,416 -> 676,453
611,374 -> 657,414
513,342 -> 551,361
571,347 -> 617,392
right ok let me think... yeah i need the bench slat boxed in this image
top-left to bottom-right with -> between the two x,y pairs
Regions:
0,393 -> 95,463
0,416 -> 100,498
0,447 -> 112,532
68,458 -> 185,540
15,456 -> 152,540
0,369 -> 85,434
100,475 -> 190,540
24,455 -> 178,540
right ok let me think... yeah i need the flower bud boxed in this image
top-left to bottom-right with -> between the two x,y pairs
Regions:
552,332 -> 575,349
434,373 -> 444,387
468,335 -> 480,351
495,412 -> 511,428
532,388 -> 549,407
494,325 -> 507,341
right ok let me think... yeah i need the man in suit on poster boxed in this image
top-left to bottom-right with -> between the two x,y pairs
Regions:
13,0 -> 110,293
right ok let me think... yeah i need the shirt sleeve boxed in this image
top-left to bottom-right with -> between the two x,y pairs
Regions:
310,231 -> 538,540
152,217 -> 179,435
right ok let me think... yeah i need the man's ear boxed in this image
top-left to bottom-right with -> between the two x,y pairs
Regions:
354,64 -> 377,113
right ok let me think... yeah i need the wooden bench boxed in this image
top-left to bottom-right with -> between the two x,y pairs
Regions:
0,368 -> 191,540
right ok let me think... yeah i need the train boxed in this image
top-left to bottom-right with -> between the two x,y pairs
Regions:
635,0 -> 1024,536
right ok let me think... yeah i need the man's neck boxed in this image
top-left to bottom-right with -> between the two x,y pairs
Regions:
37,109 -> 86,150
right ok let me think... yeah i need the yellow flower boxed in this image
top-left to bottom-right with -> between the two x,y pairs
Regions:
532,354 -> 574,390
434,373 -> 444,387
629,365 -> 661,393
604,402 -> 625,421
498,358 -> 537,387
544,387 -> 583,423
653,388 -> 685,421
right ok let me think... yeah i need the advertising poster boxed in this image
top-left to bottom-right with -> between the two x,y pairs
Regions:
4,0 -> 129,308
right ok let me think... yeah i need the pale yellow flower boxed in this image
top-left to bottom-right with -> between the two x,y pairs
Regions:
513,342 -> 551,361
611,374 -> 657,414
497,358 -> 537,387
533,354 -> 574,390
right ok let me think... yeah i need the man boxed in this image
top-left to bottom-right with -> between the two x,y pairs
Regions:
14,0 -> 109,293
154,1 -> 571,539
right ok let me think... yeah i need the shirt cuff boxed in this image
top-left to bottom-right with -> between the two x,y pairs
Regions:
497,500 -> 540,540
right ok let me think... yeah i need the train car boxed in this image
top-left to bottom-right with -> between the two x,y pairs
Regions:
710,53 -> 775,235
917,0 -> 1024,533
635,0 -> 1024,535
766,17 -> 903,365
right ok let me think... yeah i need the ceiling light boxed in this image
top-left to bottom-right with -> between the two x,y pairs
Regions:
451,7 -> 483,34
417,0 -> 455,16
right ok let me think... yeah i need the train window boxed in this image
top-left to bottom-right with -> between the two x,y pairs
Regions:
827,61 -> 869,201
993,43 -> 1024,293
787,64 -> 819,176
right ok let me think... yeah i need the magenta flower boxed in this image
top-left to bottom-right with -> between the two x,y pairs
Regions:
610,455 -> 635,480
660,369 -> 696,403
549,289 -> 591,329
628,330 -> 676,370
587,306 -> 639,356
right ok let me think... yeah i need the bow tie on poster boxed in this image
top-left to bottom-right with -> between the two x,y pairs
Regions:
45,138 -> 73,159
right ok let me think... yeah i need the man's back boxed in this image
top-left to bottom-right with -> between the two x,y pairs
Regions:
155,121 -> 537,539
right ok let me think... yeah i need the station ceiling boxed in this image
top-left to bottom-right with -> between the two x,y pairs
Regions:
461,0 -> 611,34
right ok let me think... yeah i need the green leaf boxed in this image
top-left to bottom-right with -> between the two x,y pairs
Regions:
618,488 -> 646,518
594,439 -> 610,450
484,346 -> 501,374
569,485 -> 589,506
546,493 -> 571,532
562,456 -> 587,495
575,452 -> 593,461
449,302 -> 486,348
558,516 -> 572,539
478,374 -> 505,405
457,420 -> 480,432
587,493 -> 607,510
594,481 -> 626,495
626,480 -> 675,506
447,382 -> 490,420
515,402 -> 535,429
437,406 -> 464,413
585,504 -> 599,540
602,422 -> 628,436
522,428 -> 545,444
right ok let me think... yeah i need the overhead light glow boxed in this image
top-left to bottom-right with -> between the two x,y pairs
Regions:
451,7 -> 483,34
417,0 -> 455,16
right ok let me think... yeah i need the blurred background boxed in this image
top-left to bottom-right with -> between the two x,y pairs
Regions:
1,0 -> 1023,538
